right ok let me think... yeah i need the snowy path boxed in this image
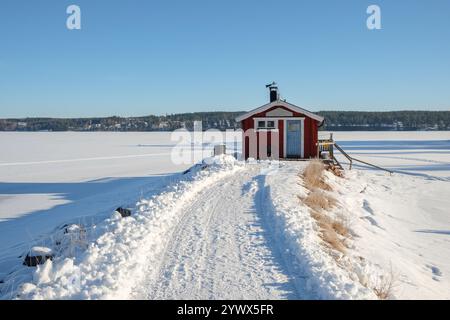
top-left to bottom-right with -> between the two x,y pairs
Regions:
134,166 -> 300,300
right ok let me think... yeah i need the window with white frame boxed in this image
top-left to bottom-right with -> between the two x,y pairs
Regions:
256,119 -> 276,129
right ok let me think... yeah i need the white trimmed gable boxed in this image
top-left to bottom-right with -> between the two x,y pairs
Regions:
266,107 -> 293,117
236,100 -> 324,123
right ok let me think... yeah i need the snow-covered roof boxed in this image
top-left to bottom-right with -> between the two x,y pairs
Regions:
236,100 -> 324,123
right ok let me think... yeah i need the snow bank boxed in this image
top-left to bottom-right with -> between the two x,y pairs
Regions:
1,155 -> 243,300
334,169 -> 450,299
264,163 -> 378,299
265,160 -> 450,300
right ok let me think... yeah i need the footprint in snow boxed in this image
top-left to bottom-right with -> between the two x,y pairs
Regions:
362,199 -> 374,215
241,181 -> 258,196
426,264 -> 443,281
361,216 -> 385,230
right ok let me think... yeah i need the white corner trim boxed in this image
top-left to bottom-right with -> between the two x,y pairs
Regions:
301,119 -> 305,158
283,119 -> 287,158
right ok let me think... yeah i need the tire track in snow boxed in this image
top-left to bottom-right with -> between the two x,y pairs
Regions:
133,176 -> 235,299
133,165 -> 300,299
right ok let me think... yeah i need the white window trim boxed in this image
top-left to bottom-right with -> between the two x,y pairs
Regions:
254,117 -> 279,131
283,118 -> 305,158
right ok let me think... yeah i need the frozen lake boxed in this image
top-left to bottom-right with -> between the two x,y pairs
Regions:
0,131 -> 449,256
324,131 -> 450,179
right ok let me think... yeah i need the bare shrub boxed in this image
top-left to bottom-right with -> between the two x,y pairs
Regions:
302,159 -> 331,191
373,266 -> 397,300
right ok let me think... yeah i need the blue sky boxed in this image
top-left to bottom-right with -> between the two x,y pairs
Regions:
0,0 -> 449,117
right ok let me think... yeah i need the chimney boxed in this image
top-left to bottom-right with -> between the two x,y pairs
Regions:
266,82 -> 279,102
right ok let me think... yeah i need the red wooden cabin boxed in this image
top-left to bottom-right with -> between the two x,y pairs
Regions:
236,84 -> 324,160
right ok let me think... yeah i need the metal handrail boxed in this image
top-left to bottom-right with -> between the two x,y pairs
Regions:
317,139 -> 393,174
334,142 -> 393,174
333,143 -> 353,170
347,156 -> 394,174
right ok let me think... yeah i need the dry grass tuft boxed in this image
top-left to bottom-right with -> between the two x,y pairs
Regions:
304,190 -> 336,211
302,159 -> 331,191
310,210 -> 333,232
310,210 -> 348,254
302,159 -> 351,255
321,229 -> 346,253
332,218 -> 350,238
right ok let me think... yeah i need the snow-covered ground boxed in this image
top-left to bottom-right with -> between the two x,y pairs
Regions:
337,169 -> 450,299
0,131 -> 449,299
0,132 -> 238,256
133,164 -> 301,300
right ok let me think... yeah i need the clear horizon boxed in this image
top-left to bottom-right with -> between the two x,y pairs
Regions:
1,0 -> 450,118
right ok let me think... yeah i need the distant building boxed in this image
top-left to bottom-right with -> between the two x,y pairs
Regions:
159,121 -> 169,129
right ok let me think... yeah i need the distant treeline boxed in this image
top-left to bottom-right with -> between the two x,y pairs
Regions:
317,111 -> 450,131
1,110 -> 449,131
0,112 -> 244,132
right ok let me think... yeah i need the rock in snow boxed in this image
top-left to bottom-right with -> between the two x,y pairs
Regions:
23,247 -> 53,267
115,207 -> 132,218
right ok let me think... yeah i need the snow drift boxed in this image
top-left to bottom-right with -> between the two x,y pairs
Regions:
1,155 -> 243,299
